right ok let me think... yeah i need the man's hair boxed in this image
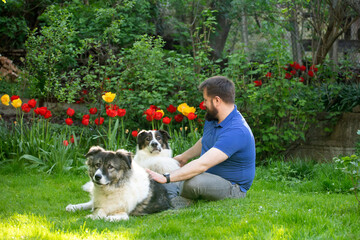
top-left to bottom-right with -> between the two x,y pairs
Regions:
198,76 -> 235,104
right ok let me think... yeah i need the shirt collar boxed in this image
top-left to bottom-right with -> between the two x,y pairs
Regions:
213,104 -> 238,128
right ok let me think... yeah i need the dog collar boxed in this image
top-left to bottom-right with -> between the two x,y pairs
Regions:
163,173 -> 171,183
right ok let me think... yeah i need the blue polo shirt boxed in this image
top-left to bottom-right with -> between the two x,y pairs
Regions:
202,105 -> 255,192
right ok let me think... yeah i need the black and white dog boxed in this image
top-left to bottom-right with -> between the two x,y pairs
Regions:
66,146 -> 171,221
134,130 -> 180,174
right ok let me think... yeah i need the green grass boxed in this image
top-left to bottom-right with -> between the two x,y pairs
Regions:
0,163 -> 359,239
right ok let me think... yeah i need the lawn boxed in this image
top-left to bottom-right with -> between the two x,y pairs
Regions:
0,163 -> 359,240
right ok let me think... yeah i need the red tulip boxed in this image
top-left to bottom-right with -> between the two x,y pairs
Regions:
174,114 -> 184,123
162,117 -> 171,125
66,108 -> 75,117
21,103 -> 31,113
154,112 -> 163,120
63,140 -> 69,146
308,70 -> 314,77
290,70 -> 296,75
65,118 -> 73,125
266,72 -> 272,78
199,101 -> 206,110
146,115 -> 154,122
166,104 -> 177,113
285,73 -> 292,79
27,99 -> 37,108
44,110 -> 52,119
10,95 -> 20,101
300,65 -> 306,71
89,107 -> 97,115
117,109 -> 126,117
95,117 -> 104,125
106,109 -> 117,117
34,107 -> 47,116
187,112 -> 197,120
294,63 -> 300,70
82,118 -> 89,126
254,80 -> 262,87
83,114 -> 90,119
299,77 -> 305,82
131,130 -> 138,137
70,136 -> 75,143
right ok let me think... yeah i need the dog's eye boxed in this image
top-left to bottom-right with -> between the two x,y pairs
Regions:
95,163 -> 101,168
146,137 -> 151,141
108,165 -> 114,170
156,136 -> 161,140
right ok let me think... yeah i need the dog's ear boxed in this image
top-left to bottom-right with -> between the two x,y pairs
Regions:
137,130 -> 147,139
116,149 -> 133,169
85,146 -> 104,158
159,129 -> 171,140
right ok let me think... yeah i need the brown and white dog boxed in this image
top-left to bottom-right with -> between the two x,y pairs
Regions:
133,130 -> 180,174
66,146 -> 171,221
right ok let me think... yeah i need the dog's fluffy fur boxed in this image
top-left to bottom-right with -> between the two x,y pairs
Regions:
134,130 -> 180,174
66,146 -> 171,221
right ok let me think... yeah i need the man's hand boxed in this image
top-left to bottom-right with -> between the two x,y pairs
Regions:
146,169 -> 167,184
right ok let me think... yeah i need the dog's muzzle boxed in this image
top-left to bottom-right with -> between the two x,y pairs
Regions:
92,169 -> 109,185
150,140 -> 162,152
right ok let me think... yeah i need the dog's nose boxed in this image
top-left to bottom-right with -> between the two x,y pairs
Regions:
94,174 -> 102,181
151,141 -> 158,147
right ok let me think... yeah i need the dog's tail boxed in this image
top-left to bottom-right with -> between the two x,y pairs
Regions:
82,181 -> 93,192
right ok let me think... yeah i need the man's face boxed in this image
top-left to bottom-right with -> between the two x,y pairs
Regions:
203,89 -> 218,121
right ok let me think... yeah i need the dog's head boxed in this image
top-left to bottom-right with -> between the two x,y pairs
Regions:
85,146 -> 132,186
137,130 -> 171,153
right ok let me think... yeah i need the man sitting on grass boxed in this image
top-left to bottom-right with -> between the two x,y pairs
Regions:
147,76 -> 256,208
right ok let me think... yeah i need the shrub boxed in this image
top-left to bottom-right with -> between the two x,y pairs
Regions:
334,153 -> 360,206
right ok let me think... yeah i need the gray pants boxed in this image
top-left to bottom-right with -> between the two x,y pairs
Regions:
164,172 -> 246,201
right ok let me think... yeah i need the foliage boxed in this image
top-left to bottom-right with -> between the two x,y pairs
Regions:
24,6 -> 84,100
320,83 -> 360,112
334,150 -> 360,206
225,52 -> 324,161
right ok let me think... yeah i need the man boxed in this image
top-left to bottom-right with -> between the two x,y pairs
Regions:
147,76 -> 255,204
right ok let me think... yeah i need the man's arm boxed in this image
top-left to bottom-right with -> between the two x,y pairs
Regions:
147,147 -> 228,183
173,138 -> 202,167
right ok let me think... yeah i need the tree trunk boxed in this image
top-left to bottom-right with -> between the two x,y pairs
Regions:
289,1 -> 302,63
209,1 -> 232,60
241,7 -> 249,57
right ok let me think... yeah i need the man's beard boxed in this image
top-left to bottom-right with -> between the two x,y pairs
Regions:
205,107 -> 218,121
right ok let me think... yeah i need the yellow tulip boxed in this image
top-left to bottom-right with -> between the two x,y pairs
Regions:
102,92 -> 116,103
11,98 -> 22,108
1,94 -> 10,106
177,103 -> 189,114
182,106 -> 196,117
2,0 -> 6,3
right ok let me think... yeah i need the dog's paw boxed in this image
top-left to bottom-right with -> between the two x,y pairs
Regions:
86,214 -> 100,220
105,213 -> 129,222
66,204 -> 78,212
